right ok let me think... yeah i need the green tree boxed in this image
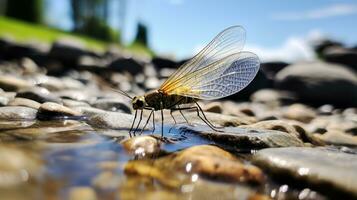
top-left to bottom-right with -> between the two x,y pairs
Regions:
5,0 -> 43,24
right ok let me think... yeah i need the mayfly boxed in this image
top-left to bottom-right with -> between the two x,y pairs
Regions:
114,26 -> 260,137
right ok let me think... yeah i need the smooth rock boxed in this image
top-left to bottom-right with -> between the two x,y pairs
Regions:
107,57 -> 145,75
121,136 -> 161,156
282,104 -> 316,123
16,87 -> 61,103
8,97 -> 41,109
91,171 -> 121,191
322,46 -> 357,70
253,147 -> 357,198
37,102 -> 82,120
250,89 -> 296,107
240,120 -> 324,146
91,98 -> 131,113
0,95 -> 9,106
260,61 -> 289,79
19,57 -> 40,74
63,99 -> 90,108
0,106 -> 37,120
87,111 -> 135,129
124,145 -> 264,187
0,75 -> 32,91
203,102 -> 223,114
182,125 -> 304,150
275,61 -> 357,107
315,130 -> 357,146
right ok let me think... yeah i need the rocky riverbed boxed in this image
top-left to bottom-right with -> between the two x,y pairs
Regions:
0,37 -> 356,200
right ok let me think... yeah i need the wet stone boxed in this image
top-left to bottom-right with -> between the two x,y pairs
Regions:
253,147 -> 357,198
121,135 -> 161,156
184,111 -> 257,127
0,95 -> 9,106
8,97 -> 41,109
63,99 -> 90,108
203,102 -> 223,113
0,106 -> 37,120
182,125 -> 304,150
16,87 -> 61,103
37,102 -> 83,120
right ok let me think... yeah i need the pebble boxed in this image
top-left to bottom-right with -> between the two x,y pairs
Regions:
8,97 -> 41,109
121,136 -> 161,156
282,103 -> 316,123
0,106 -> 38,120
37,102 -> 82,120
16,87 -> 62,103
0,75 -> 33,91
91,98 -> 131,113
315,130 -> 357,146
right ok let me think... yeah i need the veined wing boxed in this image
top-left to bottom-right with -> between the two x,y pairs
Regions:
159,52 -> 260,100
160,26 -> 246,92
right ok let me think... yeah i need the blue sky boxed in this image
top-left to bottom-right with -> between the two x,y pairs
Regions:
46,0 -> 357,61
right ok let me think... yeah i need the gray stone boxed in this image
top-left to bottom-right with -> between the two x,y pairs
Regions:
91,98 -> 131,113
8,97 -> 41,109
87,111 -> 135,129
315,130 -> 357,146
0,106 -> 37,120
16,87 -> 61,103
182,126 -> 304,150
37,102 -> 82,120
275,61 -> 357,107
63,99 -> 90,108
253,147 -> 357,198
0,75 -> 33,91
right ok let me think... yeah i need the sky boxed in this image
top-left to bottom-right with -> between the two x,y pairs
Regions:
45,0 -> 357,62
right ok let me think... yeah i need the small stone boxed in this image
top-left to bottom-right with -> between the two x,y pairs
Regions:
91,98 -> 131,113
37,102 -> 82,120
240,120 -> 301,139
8,97 -> 41,109
63,99 -> 90,108
0,75 -> 32,91
68,187 -> 97,200
16,87 -> 61,103
0,95 -> 9,106
282,104 -> 316,123
0,106 -> 37,120
315,130 -> 357,146
203,102 -> 223,113
121,136 -> 161,156
19,57 -> 40,74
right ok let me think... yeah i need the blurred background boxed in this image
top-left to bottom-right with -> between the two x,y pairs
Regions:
0,0 -> 356,107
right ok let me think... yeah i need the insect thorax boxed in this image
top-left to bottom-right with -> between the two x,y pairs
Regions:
144,90 -> 195,110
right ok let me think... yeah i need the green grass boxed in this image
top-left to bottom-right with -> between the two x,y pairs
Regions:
0,16 -> 153,57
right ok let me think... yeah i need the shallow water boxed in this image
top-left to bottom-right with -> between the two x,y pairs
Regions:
0,120 -> 329,200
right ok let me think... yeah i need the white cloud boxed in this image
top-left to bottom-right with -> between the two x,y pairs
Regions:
245,30 -> 324,63
272,3 -> 357,21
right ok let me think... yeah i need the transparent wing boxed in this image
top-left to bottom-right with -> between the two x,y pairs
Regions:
160,26 -> 246,92
160,52 -> 260,100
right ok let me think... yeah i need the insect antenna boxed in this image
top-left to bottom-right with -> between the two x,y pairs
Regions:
109,88 -> 133,99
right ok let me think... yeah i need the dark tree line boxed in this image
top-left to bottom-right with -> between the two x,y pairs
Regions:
2,0 -> 149,47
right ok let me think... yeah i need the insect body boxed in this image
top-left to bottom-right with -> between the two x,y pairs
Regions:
116,26 -> 260,137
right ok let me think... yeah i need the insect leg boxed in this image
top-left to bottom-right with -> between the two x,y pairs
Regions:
133,109 -> 143,136
140,108 -> 154,134
152,110 -> 155,133
161,109 -> 164,137
129,110 -> 138,137
168,108 -> 179,133
177,105 -> 189,124
171,106 -> 221,132
195,102 -> 222,129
